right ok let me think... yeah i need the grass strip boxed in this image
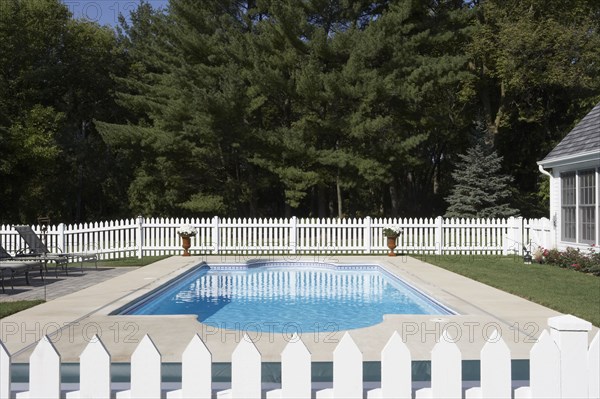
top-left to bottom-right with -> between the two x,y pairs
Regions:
96,255 -> 170,267
417,254 -> 600,327
0,300 -> 45,319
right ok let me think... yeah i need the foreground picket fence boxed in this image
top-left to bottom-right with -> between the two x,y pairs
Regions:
0,216 -> 552,260
0,315 -> 597,399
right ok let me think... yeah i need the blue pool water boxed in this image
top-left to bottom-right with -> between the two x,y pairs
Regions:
117,263 -> 453,332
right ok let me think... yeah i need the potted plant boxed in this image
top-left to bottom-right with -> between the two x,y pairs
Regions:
383,224 -> 403,257
177,225 -> 197,256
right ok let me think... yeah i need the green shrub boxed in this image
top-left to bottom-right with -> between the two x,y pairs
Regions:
536,245 -> 600,276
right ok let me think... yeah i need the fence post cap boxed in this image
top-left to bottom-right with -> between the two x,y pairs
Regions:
548,314 -> 592,332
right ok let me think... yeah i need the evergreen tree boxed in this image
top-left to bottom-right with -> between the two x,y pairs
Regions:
99,1 -> 259,217
91,0 -> 599,220
245,0 -> 383,217
345,0 -> 474,216
444,137 -> 519,219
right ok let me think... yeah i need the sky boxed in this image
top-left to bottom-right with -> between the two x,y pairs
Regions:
61,0 -> 169,27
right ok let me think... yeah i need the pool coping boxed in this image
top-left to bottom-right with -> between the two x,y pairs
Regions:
1,255 -> 596,363
111,261 -> 457,322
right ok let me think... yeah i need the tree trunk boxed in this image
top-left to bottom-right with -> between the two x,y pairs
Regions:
336,170 -> 343,219
284,201 -> 292,218
74,120 -> 87,222
389,179 -> 400,217
318,185 -> 327,218
479,71 -> 505,143
248,167 -> 258,217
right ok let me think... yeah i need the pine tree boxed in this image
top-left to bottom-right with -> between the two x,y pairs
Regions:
99,1 -> 259,217
444,141 -> 519,219
345,0 -> 474,217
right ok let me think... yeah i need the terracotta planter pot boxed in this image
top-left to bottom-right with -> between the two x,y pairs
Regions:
386,236 -> 398,257
181,235 -> 191,256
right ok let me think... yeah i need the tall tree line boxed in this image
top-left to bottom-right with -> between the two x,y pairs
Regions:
1,0 -> 599,223
0,0 -> 129,223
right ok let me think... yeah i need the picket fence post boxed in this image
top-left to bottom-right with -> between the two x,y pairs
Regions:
589,332 -> 600,399
136,216 -> 144,259
316,332 -> 363,399
364,216 -> 372,254
282,336 -> 311,398
29,336 -> 61,399
502,217 -> 510,256
367,331 -> 411,399
549,315 -> 592,399
179,334 -> 212,399
435,216 -> 443,255
503,216 -> 522,256
415,329 -> 461,399
435,330 -> 461,398
515,216 -> 524,255
231,335 -> 261,399
57,223 -> 66,253
527,330 -> 561,399
75,335 -> 111,399
382,331 -> 411,399
290,216 -> 298,255
0,341 -> 10,399
212,216 -> 220,254
117,334 -> 161,399
266,335 -> 311,399
480,330 -> 511,398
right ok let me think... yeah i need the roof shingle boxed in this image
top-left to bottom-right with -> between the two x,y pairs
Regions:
541,103 -> 600,162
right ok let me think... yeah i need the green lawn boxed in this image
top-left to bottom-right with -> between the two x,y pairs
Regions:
0,300 -> 45,319
417,254 -> 600,327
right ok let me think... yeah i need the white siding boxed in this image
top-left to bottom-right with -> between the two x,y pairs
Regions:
547,159 -> 600,250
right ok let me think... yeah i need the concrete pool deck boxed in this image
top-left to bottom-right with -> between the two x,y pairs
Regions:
1,255 -> 596,363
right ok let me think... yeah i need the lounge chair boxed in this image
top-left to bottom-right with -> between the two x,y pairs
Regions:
0,245 -> 43,293
13,225 -> 98,275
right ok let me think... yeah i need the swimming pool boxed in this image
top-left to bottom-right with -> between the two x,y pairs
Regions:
115,262 -> 454,332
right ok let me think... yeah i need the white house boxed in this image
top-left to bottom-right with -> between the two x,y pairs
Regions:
538,103 -> 600,250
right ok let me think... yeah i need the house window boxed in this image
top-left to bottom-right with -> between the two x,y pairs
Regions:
561,173 -> 576,242
579,170 -> 596,243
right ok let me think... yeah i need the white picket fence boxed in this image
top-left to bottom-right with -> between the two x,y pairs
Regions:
0,216 -> 552,260
0,315 -> 597,399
